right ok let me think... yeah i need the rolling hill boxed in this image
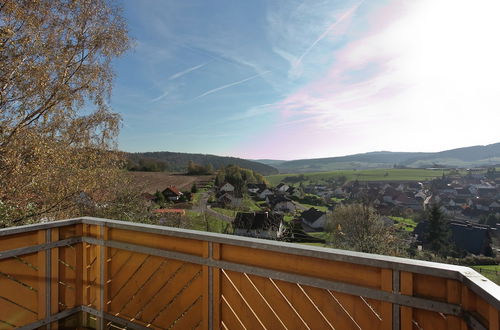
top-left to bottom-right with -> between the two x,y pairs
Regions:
260,143 -> 500,173
127,151 -> 279,175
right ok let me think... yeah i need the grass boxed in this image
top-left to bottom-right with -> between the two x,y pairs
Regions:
242,196 -> 262,211
299,203 -> 328,212
212,207 -> 237,218
389,216 -> 418,232
308,231 -> 330,240
185,210 -> 231,234
472,265 -> 500,285
266,168 -> 456,185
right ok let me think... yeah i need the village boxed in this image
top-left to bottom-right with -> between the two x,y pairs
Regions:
146,167 -> 500,260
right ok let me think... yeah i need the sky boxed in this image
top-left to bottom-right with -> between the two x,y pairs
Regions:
112,0 -> 500,160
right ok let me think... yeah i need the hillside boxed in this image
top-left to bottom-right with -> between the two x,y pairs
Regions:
127,151 -> 279,175
262,143 -> 500,173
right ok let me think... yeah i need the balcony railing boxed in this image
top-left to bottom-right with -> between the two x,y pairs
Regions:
0,217 -> 499,329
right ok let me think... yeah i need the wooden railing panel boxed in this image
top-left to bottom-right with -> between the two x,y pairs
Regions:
1,218 -> 499,329
413,273 -> 448,301
0,255 -> 39,328
108,227 -> 204,256
0,231 -> 38,252
220,244 -> 382,288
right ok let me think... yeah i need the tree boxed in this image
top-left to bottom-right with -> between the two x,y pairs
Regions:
0,0 -> 130,226
424,204 -> 451,256
191,183 -> 198,193
325,204 -> 404,255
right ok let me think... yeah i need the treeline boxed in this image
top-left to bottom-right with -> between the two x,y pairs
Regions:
125,151 -> 278,175
126,156 -> 169,172
187,161 -> 214,175
215,165 -> 267,193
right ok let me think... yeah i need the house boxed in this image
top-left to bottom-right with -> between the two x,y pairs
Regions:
247,183 -> 261,194
266,195 -> 296,213
286,186 -> 302,198
217,192 -> 243,208
162,186 -> 183,201
233,212 -> 285,239
413,220 -> 493,255
300,208 -> 327,231
258,188 -> 274,200
220,182 -> 235,193
276,183 -> 290,193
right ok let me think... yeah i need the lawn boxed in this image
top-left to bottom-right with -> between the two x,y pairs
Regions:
389,216 -> 417,232
212,207 -> 237,218
185,210 -> 231,234
242,196 -> 263,211
299,203 -> 328,212
472,265 -> 500,285
266,168 -> 456,185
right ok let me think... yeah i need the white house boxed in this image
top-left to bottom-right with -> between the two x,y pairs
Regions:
220,182 -> 235,193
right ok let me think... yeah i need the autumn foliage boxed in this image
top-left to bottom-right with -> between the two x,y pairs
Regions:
0,0 -> 130,225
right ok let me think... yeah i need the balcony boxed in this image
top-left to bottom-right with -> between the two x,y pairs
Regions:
0,217 -> 499,329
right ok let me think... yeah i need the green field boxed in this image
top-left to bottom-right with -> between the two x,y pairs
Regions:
472,265 -> 500,285
266,168 -> 455,185
389,216 -> 417,232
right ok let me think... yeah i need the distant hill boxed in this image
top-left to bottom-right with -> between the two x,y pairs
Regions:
127,151 -> 279,175
258,143 -> 500,173
253,159 -> 287,166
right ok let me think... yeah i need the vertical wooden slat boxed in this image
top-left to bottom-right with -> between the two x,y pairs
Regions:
461,286 -> 472,330
74,224 -> 83,308
400,271 -> 413,330
380,268 -> 392,329
212,243 -> 221,330
50,227 -> 59,330
98,224 -> 106,330
446,280 -> 461,329
489,305 -> 499,330
37,230 -> 47,321
202,241 -> 210,330
82,224 -> 90,308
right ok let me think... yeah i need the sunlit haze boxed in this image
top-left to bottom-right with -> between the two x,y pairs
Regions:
114,0 -> 500,160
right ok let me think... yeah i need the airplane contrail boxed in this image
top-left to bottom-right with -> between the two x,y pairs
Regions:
195,71 -> 271,99
295,1 -> 364,66
169,62 -> 209,80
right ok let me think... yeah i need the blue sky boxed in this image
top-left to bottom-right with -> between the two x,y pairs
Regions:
113,0 -> 500,160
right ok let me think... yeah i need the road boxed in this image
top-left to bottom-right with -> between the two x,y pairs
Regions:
192,191 -> 233,223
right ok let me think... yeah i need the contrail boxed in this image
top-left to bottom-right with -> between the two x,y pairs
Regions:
169,62 -> 209,80
195,71 -> 271,99
295,1 -> 364,66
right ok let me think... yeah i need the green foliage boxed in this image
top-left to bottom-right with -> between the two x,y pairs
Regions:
154,190 -> 166,207
126,151 -> 278,175
187,160 -> 213,175
296,194 -> 326,207
389,216 -> 417,232
215,165 -> 267,193
479,213 -> 500,227
126,157 -> 168,172
191,183 -> 198,193
424,204 -> 452,256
